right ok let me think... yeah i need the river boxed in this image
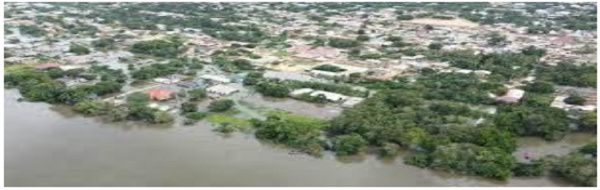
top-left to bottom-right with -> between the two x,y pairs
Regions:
4,89 -> 593,187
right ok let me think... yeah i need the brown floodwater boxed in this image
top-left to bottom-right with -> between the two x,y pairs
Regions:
4,89 -> 593,187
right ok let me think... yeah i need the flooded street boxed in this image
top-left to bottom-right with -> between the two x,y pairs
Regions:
3,89 -> 589,187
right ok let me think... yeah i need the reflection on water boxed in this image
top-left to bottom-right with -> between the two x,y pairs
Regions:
4,89 -> 588,187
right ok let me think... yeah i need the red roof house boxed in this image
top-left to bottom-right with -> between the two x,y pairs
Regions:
147,89 -> 175,101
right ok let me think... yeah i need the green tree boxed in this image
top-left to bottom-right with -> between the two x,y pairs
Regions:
69,43 -> 91,55
72,100 -> 110,116
181,102 -> 198,113
332,134 -> 367,156
188,89 -> 207,101
208,99 -> 234,112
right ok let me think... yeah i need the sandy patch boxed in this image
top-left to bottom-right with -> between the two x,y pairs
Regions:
404,18 -> 479,28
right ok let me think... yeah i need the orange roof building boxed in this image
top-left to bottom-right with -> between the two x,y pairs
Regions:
147,89 -> 175,101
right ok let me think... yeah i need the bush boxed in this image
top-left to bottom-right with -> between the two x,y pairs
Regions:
214,123 -> 237,134
404,153 -> 431,168
332,134 -> 367,156
208,99 -> 234,112
185,111 -> 207,120
512,162 -> 544,177
379,142 -> 400,158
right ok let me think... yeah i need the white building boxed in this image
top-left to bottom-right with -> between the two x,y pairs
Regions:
206,84 -> 239,97
200,74 -> 231,84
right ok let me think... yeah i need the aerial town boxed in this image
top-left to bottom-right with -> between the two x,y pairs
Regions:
4,2 -> 597,187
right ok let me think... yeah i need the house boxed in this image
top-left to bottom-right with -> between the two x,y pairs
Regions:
494,89 -> 525,104
176,81 -> 198,88
200,74 -> 231,84
289,88 -> 315,97
35,62 -> 61,70
153,74 -> 182,84
147,89 -> 175,101
263,71 -> 323,82
342,97 -> 365,108
148,103 -> 173,111
287,45 -> 341,61
206,84 -> 239,97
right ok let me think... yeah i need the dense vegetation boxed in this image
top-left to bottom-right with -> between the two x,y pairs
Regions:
131,36 -> 184,58
537,62 -> 597,88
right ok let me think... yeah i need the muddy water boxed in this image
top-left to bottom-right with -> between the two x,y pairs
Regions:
4,89 -> 588,187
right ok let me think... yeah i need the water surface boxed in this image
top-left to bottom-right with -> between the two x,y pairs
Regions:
4,89 -> 588,187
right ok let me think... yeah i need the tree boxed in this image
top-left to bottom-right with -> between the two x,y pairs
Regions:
243,72 -> 263,86
152,111 -> 174,124
549,153 -> 597,187
428,143 -> 516,179
521,46 -> 547,57
131,39 -> 182,58
72,100 -> 110,116
127,92 -> 149,105
253,115 -> 324,155
512,162 -> 544,177
92,38 -> 116,49
188,89 -> 207,101
181,102 -> 198,113
397,15 -> 414,20
494,106 -> 571,140
428,43 -> 443,50
578,111 -> 597,132
564,94 -> 586,105
487,32 -> 507,46
69,43 -> 91,55
579,142 -> 596,158
255,82 -> 290,98
332,134 -> 367,156
107,107 -> 129,121
208,99 -> 234,112
313,64 -> 346,72
523,81 -> 554,93
328,37 -> 359,48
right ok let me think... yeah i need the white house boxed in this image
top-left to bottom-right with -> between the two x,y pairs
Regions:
206,84 -> 239,97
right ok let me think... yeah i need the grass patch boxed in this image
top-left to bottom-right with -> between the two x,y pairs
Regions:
5,64 -> 34,73
265,110 -> 324,128
206,109 -> 251,126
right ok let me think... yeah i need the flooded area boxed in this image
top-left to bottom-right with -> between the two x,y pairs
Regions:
241,93 -> 343,119
514,133 -> 596,161
3,89 -> 588,187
